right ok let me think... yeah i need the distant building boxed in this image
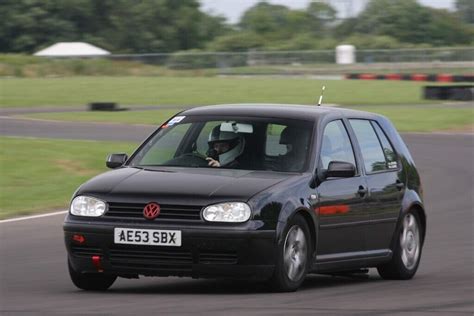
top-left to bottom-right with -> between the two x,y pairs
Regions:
34,42 -> 110,57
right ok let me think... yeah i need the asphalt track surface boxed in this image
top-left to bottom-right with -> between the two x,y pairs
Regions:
1,116 -> 473,315
0,116 -> 156,142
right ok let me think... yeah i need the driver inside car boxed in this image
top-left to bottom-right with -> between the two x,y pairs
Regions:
206,125 -> 245,168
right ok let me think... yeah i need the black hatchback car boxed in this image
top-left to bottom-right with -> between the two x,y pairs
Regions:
64,104 -> 426,292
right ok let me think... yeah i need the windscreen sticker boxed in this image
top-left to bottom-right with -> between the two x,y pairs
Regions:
388,161 -> 398,169
167,116 -> 186,126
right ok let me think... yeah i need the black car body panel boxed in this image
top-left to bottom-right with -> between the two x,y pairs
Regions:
78,168 -> 291,206
64,104 -> 426,286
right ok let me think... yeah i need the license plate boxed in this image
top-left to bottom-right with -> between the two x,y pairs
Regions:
114,228 -> 181,247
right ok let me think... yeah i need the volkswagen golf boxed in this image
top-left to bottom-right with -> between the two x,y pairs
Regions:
64,104 -> 426,292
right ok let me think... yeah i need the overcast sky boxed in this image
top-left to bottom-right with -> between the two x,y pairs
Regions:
199,0 -> 456,24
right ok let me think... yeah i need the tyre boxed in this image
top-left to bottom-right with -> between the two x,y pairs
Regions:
269,214 -> 311,292
377,211 -> 423,280
68,259 -> 117,291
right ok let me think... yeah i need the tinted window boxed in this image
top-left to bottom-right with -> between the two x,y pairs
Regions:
195,121 -> 225,155
137,123 -> 191,165
349,119 -> 387,173
266,124 -> 288,156
372,122 -> 398,169
320,120 -> 356,170
266,123 -> 312,172
131,116 -> 313,172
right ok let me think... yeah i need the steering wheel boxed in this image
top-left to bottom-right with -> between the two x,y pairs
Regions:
176,152 -> 210,167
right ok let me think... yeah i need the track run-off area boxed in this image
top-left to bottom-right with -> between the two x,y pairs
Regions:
0,109 -> 473,315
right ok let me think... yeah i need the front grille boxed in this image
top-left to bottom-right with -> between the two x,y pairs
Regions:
107,246 -> 238,270
105,202 -> 202,221
109,246 -> 193,270
71,245 -> 103,257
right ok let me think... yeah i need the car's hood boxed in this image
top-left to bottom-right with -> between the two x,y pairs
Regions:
77,167 -> 293,204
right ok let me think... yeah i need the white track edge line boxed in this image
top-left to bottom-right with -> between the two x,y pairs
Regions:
0,210 -> 68,224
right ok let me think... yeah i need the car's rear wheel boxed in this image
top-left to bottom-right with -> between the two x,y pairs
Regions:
68,259 -> 117,291
377,211 -> 423,280
269,214 -> 310,292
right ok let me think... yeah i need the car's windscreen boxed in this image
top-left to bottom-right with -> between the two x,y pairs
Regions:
129,115 -> 314,172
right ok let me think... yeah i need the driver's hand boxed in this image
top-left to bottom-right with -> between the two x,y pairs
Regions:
206,157 -> 221,167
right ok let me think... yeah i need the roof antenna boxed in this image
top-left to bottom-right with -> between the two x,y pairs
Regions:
317,85 -> 326,106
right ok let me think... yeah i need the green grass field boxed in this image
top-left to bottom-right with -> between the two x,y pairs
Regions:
1,76 -> 441,108
0,137 -> 136,219
20,106 -> 474,132
353,106 -> 474,132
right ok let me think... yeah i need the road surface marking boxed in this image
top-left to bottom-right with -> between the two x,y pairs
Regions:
0,210 -> 68,224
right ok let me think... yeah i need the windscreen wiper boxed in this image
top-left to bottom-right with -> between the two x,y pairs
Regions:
134,165 -> 177,172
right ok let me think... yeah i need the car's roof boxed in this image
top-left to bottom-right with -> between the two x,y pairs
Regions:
180,104 -> 380,121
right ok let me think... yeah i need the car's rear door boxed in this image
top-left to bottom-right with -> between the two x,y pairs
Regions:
315,119 -> 369,259
348,119 -> 403,252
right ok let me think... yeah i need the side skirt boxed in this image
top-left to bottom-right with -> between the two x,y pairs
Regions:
310,249 -> 392,273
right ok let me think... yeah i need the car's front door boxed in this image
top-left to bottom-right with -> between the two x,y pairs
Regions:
348,119 -> 404,252
315,120 -> 368,261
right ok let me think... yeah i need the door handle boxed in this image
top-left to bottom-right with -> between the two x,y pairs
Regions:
357,185 -> 368,198
396,179 -> 405,191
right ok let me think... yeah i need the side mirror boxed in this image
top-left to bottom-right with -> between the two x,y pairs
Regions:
325,161 -> 356,178
106,153 -> 128,169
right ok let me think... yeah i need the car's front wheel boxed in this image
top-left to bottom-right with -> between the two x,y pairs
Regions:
269,214 -> 311,292
68,259 -> 117,291
378,211 -> 423,280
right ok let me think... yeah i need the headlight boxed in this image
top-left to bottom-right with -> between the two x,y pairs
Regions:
70,196 -> 106,217
202,202 -> 251,223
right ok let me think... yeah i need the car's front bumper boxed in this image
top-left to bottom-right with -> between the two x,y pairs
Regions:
64,219 -> 276,280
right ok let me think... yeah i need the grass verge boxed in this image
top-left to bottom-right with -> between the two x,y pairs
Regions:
352,106 -> 474,132
1,76 -> 441,108
0,137 -> 137,219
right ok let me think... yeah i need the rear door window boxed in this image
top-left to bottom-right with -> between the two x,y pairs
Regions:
371,122 -> 398,169
349,119 -> 391,173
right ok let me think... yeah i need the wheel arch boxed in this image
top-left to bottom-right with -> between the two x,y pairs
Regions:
276,207 -> 318,258
408,203 -> 426,245
392,189 -> 427,251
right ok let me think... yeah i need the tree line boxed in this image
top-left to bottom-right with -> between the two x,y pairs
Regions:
0,0 -> 472,54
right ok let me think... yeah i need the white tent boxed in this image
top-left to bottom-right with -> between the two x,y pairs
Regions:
34,42 -> 110,57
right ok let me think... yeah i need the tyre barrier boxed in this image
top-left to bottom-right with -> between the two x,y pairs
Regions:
89,102 -> 128,111
424,85 -> 473,101
346,73 -> 474,83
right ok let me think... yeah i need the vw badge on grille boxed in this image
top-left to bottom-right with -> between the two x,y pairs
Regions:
143,202 -> 160,220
